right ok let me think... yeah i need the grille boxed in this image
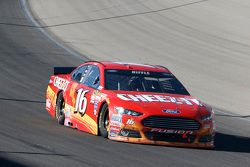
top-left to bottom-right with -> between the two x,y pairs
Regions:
142,116 -> 200,130
144,132 -> 196,143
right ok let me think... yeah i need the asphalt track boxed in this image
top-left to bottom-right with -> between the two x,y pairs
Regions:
28,0 -> 250,116
0,0 -> 249,167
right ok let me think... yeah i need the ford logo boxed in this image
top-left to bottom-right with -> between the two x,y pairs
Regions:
162,109 -> 180,114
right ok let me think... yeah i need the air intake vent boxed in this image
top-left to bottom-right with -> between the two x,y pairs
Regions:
142,116 -> 200,130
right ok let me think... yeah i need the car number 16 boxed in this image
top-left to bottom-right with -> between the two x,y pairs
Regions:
75,89 -> 89,116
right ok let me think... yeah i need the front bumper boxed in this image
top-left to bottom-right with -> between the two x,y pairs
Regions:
108,115 -> 215,148
109,131 -> 214,149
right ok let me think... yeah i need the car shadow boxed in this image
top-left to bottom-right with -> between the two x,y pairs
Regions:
0,156 -> 29,167
214,132 -> 250,153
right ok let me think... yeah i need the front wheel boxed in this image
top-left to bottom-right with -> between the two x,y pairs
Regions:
55,92 -> 65,125
98,103 -> 109,138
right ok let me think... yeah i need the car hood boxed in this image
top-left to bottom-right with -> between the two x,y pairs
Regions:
107,90 -> 202,118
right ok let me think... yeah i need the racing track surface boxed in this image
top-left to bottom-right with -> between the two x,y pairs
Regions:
0,0 -> 249,167
29,0 -> 250,116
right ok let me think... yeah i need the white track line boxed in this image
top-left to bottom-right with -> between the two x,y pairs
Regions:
19,0 -> 87,61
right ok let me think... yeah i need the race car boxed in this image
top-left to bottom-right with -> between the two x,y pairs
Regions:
46,61 -> 215,148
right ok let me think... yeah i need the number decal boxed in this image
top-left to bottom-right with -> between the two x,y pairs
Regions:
75,89 -> 89,116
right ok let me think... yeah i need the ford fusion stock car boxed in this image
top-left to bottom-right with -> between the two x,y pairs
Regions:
46,61 -> 215,148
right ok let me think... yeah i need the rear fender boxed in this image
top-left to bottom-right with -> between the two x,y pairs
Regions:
46,75 -> 69,117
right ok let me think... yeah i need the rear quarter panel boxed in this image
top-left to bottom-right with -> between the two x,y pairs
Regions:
46,74 -> 70,117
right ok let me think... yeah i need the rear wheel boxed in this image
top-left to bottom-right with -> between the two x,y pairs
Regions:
98,103 -> 109,138
55,92 -> 65,125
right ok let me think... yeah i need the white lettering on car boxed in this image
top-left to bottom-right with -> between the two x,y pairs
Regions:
126,119 -> 135,125
53,76 -> 70,91
117,94 -> 196,105
117,94 -> 132,101
131,71 -> 150,75
150,128 -> 194,134
141,95 -> 159,102
75,89 -> 89,116
179,98 -> 193,105
189,99 -> 201,105
154,95 -> 170,102
128,94 -> 148,102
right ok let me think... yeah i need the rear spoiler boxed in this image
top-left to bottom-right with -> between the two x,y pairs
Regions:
54,67 -> 76,75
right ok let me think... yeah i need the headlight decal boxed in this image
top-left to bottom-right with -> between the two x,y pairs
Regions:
115,107 -> 142,116
201,114 -> 213,121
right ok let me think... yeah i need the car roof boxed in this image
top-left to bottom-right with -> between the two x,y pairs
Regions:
83,61 -> 170,73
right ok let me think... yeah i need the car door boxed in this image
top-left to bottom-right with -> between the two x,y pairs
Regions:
70,64 -> 101,134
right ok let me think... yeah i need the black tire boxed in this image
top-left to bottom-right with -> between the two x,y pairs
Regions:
55,92 -> 65,125
98,103 -> 109,138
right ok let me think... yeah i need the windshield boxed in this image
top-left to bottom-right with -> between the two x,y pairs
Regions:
105,70 -> 190,95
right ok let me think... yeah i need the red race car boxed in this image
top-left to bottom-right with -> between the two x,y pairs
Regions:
46,61 -> 215,148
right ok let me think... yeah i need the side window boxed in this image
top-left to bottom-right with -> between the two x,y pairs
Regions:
71,65 -> 89,82
82,65 -> 100,89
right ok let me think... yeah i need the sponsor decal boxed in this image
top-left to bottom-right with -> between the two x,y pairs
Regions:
64,104 -> 72,127
109,131 -> 118,137
90,91 -> 107,116
117,94 -> 198,106
110,127 -> 120,132
150,128 -> 194,135
46,99 -> 51,109
110,114 -> 122,127
162,109 -> 180,114
132,71 -> 150,75
64,104 -> 71,116
93,101 -> 98,116
109,126 -> 121,137
126,119 -> 135,125
111,114 -> 122,122
90,91 -> 107,103
53,76 -> 69,91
